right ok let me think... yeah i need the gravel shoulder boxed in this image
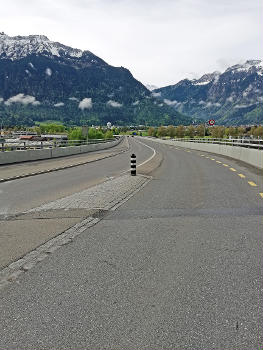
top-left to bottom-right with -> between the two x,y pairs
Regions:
0,174 -> 150,277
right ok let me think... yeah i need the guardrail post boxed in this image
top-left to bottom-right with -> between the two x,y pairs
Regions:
131,153 -> 136,176
23,142 -> 26,150
1,142 -> 4,152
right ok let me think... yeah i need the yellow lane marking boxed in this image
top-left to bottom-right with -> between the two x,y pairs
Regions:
187,150 -> 191,152
210,158 -> 215,160
248,181 -> 257,187
223,164 -> 229,167
238,174 -> 246,178
229,168 -> 237,172
260,193 -> 263,198
216,161 -> 222,163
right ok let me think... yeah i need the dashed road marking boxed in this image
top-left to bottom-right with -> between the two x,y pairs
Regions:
216,161 -> 222,163
200,155 -> 205,157
223,164 -> 229,167
260,193 -> 263,198
238,174 -> 246,178
248,181 -> 257,187
229,168 -> 236,172
206,156 -> 210,159
210,158 -> 215,160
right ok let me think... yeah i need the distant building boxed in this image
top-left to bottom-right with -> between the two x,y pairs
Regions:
12,131 -> 37,136
41,134 -> 68,140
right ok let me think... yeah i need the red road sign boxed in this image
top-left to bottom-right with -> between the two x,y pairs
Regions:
208,119 -> 215,126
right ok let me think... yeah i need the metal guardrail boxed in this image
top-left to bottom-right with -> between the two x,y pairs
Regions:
0,138 -> 117,152
170,138 -> 263,150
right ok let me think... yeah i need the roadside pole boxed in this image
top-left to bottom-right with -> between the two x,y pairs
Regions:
131,154 -> 136,176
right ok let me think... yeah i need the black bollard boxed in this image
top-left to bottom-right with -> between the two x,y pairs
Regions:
131,153 -> 136,176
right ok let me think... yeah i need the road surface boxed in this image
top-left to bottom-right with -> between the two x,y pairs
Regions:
0,137 -> 262,349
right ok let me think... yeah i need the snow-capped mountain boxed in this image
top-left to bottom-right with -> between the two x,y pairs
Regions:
145,84 -> 159,91
192,72 -> 220,86
0,32 -> 82,59
0,32 -> 106,67
0,32 -> 190,127
225,60 -> 263,75
154,60 -> 263,125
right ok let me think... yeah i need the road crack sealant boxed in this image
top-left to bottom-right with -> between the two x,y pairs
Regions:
0,174 -> 151,290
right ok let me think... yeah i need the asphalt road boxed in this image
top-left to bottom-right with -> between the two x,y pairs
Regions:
0,136 -> 152,215
0,137 -> 155,268
0,138 -> 262,349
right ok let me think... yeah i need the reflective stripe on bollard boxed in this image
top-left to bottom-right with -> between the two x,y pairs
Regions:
131,153 -> 136,176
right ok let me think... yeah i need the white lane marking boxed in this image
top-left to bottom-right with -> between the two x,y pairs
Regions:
135,139 -> 156,168
119,138 -> 157,174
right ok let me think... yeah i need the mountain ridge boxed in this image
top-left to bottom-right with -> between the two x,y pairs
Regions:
154,60 -> 263,125
0,32 -> 191,127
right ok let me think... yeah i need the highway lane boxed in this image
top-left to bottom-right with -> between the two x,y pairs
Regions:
0,136 -> 152,215
0,138 -> 262,349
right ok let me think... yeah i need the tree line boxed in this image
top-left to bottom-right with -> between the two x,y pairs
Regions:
2,123 -> 114,140
147,125 -> 263,138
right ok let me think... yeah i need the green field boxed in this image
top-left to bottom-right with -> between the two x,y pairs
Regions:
35,120 -> 64,125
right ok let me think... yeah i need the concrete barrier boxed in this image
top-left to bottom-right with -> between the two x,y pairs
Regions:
51,146 -> 81,158
0,137 -> 123,165
146,138 -> 263,169
0,148 -> 52,165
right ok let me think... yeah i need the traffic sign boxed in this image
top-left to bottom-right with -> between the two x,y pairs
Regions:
208,119 -> 215,126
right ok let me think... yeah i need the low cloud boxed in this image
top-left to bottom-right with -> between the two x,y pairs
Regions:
132,100 -> 139,105
45,68 -> 52,76
79,98 -> 92,110
69,97 -> 79,101
152,92 -> 161,98
164,98 -> 178,106
54,102 -> 64,107
4,93 -> 40,106
234,101 -> 256,108
107,100 -> 122,108
199,101 -> 221,108
234,103 -> 254,109
226,96 -> 234,102
0,97 -> 3,103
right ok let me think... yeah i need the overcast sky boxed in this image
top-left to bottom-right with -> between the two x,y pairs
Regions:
1,0 -> 262,86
